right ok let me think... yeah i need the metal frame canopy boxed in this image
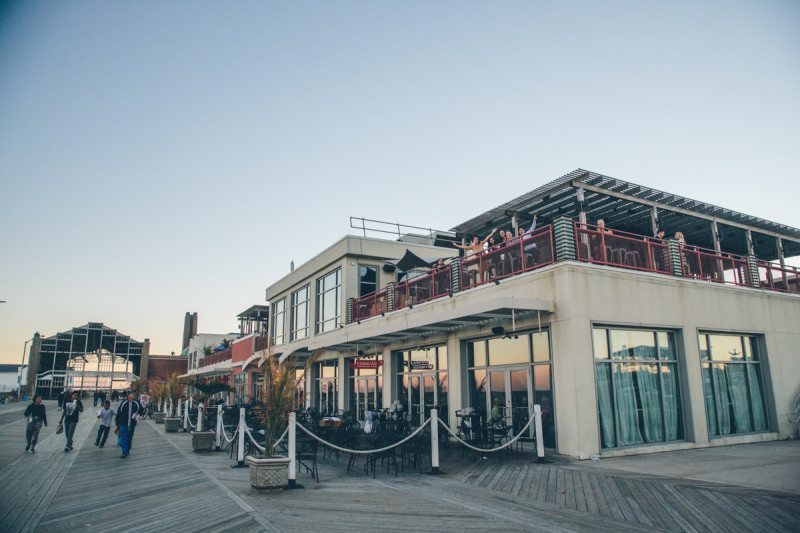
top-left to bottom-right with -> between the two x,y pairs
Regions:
35,322 -> 145,398
451,169 -> 800,260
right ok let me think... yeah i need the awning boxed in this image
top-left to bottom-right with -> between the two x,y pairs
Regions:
279,294 -> 553,363
387,249 -> 447,272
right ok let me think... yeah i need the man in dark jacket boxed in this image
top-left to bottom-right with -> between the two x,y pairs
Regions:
23,395 -> 47,453
116,392 -> 142,458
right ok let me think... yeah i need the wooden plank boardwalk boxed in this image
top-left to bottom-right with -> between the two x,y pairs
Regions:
2,400 -> 799,532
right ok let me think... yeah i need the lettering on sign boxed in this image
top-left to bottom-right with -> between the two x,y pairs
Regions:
351,359 -> 383,369
409,360 -> 434,370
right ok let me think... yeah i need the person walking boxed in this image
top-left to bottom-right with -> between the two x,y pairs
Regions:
24,395 -> 47,453
115,392 -> 142,458
95,400 -> 115,448
61,391 -> 83,452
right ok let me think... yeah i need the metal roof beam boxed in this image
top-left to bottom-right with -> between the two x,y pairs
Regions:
571,180 -> 794,240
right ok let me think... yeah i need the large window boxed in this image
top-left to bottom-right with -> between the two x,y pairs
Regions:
271,298 -> 286,345
395,346 -> 448,426
290,286 -> 309,341
700,333 -> 768,437
359,265 -> 378,297
465,331 -> 554,447
316,268 -> 341,334
349,355 -> 383,422
593,327 -> 684,449
314,360 -> 338,415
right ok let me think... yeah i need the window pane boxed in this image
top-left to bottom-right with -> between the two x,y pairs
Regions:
469,368 -> 487,419
699,334 -> 709,359
467,341 -> 487,367
532,332 -> 550,362
488,336 -> 529,366
593,329 -> 609,359
595,363 -> 616,448
657,332 -> 675,360
610,329 -> 657,360
709,334 -> 746,362
437,346 -> 448,370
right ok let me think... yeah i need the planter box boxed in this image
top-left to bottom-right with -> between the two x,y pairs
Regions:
246,455 -> 290,491
164,417 -> 181,432
153,412 -> 166,424
192,431 -> 215,452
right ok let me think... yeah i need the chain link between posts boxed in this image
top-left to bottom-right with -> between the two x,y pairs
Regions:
437,415 -> 535,453
295,417 -> 431,455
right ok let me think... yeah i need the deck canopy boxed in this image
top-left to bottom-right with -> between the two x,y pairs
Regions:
452,169 -> 800,261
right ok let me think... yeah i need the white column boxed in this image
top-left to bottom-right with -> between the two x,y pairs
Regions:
288,412 -> 297,486
236,407 -> 246,465
430,408 -> 440,474
215,405 -> 223,450
534,404 -> 545,462
197,403 -> 204,432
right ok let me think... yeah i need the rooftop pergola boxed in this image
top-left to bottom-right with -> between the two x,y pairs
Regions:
451,169 -> 800,262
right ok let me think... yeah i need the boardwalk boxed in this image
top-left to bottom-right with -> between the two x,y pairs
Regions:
1,401 -> 798,532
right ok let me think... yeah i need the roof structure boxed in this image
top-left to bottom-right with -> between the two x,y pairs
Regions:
451,169 -> 800,260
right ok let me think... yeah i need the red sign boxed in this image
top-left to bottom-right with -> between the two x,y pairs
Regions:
351,359 -> 383,369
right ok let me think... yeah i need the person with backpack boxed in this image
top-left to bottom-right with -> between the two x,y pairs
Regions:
115,392 -> 142,458
61,390 -> 84,452
24,395 -> 47,453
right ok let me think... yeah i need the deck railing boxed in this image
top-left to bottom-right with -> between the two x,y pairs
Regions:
351,287 -> 390,322
393,264 -> 453,309
679,244 -> 752,287
199,348 -> 233,368
756,260 -> 800,294
574,223 -> 671,274
460,225 -> 554,290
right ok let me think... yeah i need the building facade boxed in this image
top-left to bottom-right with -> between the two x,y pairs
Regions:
263,169 -> 800,459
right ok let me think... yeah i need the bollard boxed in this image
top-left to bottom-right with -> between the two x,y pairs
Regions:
233,407 -> 246,467
286,412 -> 301,488
176,399 -> 182,420
215,405 -> 223,451
183,399 -> 189,432
534,404 -> 546,463
428,408 -> 442,475
197,403 -> 204,432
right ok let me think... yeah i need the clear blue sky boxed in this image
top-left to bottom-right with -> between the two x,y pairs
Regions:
1,1 -> 799,363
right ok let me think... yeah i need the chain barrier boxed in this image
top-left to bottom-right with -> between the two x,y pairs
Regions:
437,415 -> 534,453
295,417 -> 430,455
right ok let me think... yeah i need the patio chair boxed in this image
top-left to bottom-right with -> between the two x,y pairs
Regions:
366,433 -> 399,478
295,435 -> 319,483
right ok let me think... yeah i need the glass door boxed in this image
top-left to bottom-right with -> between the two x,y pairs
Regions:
319,378 -> 337,415
407,373 -> 439,426
487,366 -> 532,436
354,375 -> 378,421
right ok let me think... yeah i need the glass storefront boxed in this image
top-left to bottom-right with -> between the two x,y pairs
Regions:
700,333 -> 768,437
348,355 -> 383,421
593,327 -> 684,449
466,331 -> 554,447
395,346 -> 448,426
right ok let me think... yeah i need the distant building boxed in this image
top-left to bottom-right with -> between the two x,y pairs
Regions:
182,312 -> 198,351
0,364 -> 21,396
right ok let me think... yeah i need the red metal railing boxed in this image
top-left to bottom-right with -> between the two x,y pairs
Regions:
199,348 -> 232,367
756,260 -> 800,294
351,287 -> 389,322
679,244 -> 751,286
460,225 -> 554,290
393,264 -> 452,309
574,223 -> 671,274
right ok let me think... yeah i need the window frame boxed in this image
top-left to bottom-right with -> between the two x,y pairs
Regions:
289,285 -> 309,341
270,297 -> 286,345
315,268 -> 342,334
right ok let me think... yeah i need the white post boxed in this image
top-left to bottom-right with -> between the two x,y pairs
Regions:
183,399 -> 189,432
215,405 -> 223,451
176,398 -> 182,420
534,404 -> 545,463
197,403 -> 204,432
236,407 -> 246,466
287,412 -> 297,487
430,408 -> 441,474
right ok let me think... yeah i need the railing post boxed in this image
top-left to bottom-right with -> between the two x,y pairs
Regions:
534,404 -> 545,463
287,412 -> 298,488
197,403 -> 204,432
215,405 -> 223,450
236,407 -> 246,467
553,217 -> 576,261
429,408 -> 441,475
450,260 -> 461,293
183,399 -> 189,432
386,282 -> 396,311
667,239 -> 683,277
747,255 -> 760,288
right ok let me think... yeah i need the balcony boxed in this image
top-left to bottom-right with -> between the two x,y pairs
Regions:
574,222 -> 798,293
198,348 -> 232,368
349,225 -> 554,322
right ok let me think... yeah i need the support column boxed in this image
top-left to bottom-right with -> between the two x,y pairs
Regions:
386,282 -> 396,311
381,346 -> 392,409
576,187 -> 587,226
776,237 -> 788,290
650,205 -> 659,237
446,333 -> 462,432
667,239 -> 684,276
553,216 -> 576,262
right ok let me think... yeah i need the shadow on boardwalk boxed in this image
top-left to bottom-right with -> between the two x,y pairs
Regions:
1,408 -> 798,532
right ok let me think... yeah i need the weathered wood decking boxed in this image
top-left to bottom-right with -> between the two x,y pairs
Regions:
1,401 -> 798,532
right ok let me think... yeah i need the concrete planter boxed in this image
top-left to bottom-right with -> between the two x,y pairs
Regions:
246,455 -> 290,491
192,431 -> 215,452
164,417 -> 181,432
153,412 -> 166,424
